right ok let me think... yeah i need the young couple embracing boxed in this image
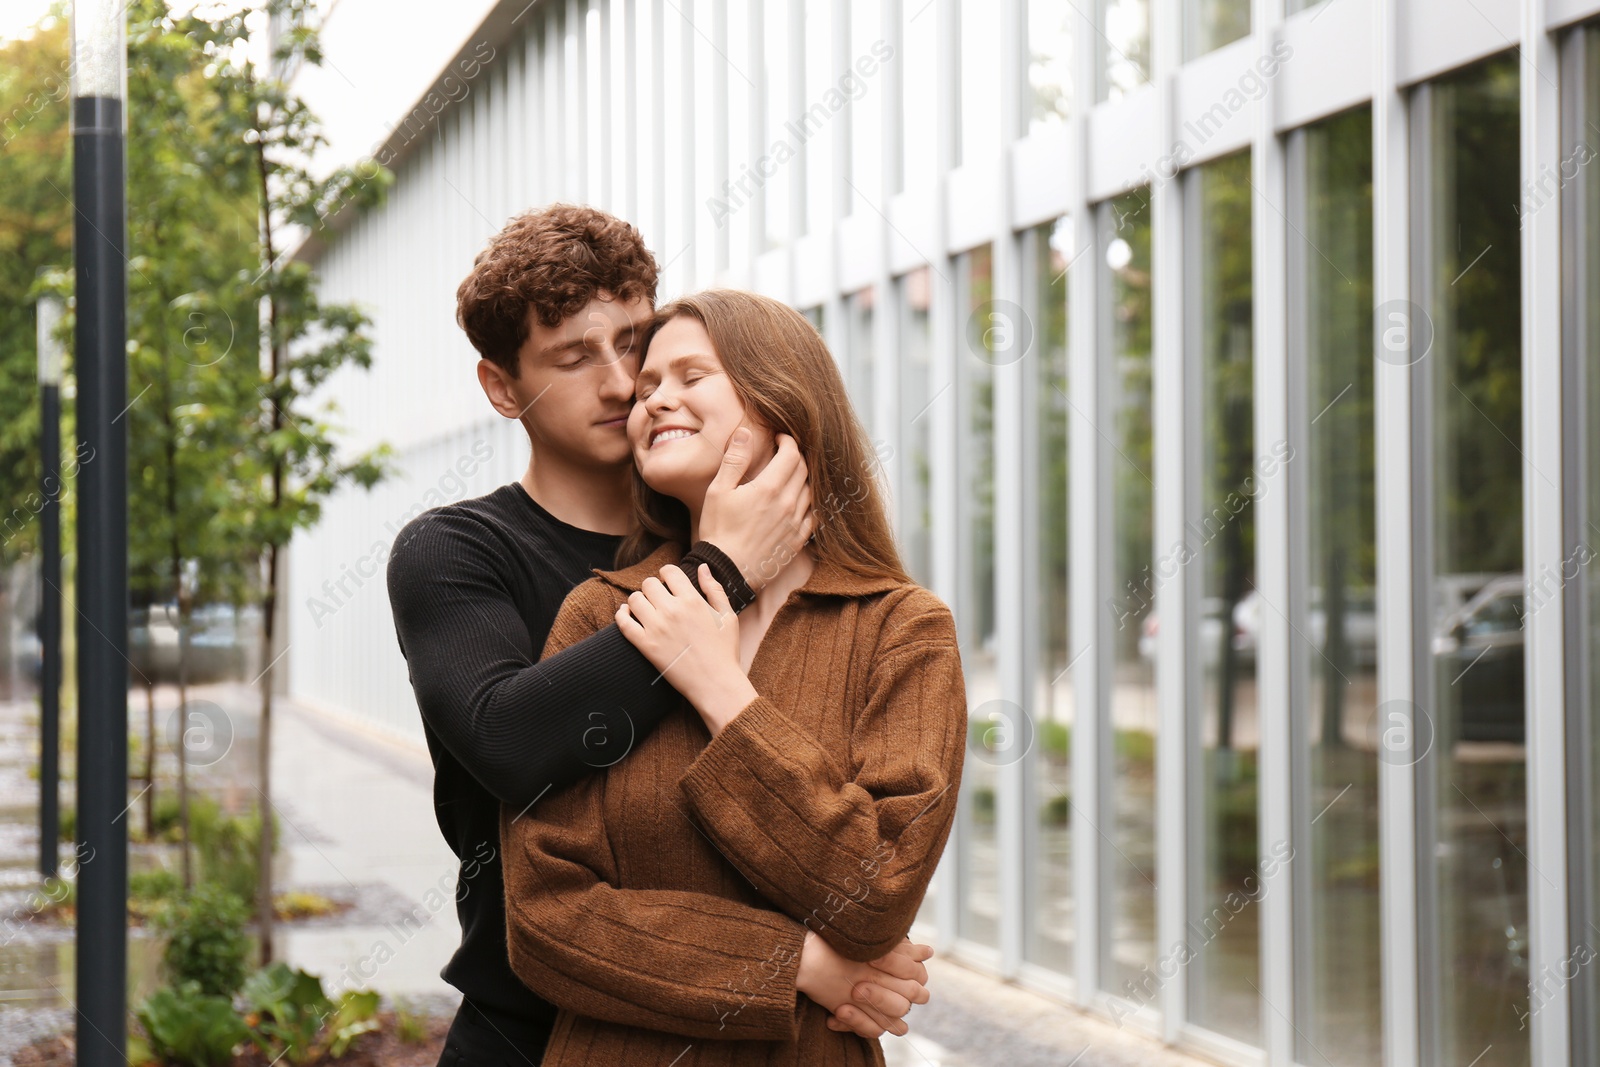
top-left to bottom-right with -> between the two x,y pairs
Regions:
386,204 -> 967,1066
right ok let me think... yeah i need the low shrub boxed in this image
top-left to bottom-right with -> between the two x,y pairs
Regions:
154,884 -> 251,997
134,982 -> 250,1067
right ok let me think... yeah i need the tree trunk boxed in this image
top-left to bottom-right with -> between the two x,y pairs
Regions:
176,596 -> 192,889
143,678 -> 155,839
256,543 -> 277,961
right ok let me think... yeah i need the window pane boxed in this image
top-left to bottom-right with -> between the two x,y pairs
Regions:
1097,0 -> 1150,103
846,286 -> 876,439
1183,0 -> 1250,62
958,244 -> 1000,949
1582,22 -> 1600,1058
1419,53 -> 1527,1067
1186,148 -> 1259,1044
763,0 -> 793,246
803,0 -> 833,234
1100,190 -> 1156,997
898,268 -> 935,589
848,0 -> 886,216
901,0 -> 937,190
1292,105 -> 1382,1066
958,0 -> 999,167
1025,217 -> 1074,974
1028,0 -> 1073,134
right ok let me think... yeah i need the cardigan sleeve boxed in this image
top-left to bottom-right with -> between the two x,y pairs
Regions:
675,587 -> 967,962
499,579 -> 810,1042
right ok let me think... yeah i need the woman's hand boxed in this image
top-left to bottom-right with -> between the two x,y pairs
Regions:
797,931 -> 932,1039
824,938 -> 935,1035
616,564 -> 756,734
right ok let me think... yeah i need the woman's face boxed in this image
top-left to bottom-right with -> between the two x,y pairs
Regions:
629,315 -> 774,508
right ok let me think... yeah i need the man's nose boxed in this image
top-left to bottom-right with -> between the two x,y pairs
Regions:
598,351 -> 635,398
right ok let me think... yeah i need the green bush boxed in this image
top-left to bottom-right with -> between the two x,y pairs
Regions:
154,885 -> 251,997
58,806 -> 75,842
130,866 -> 182,902
135,982 -> 250,1067
192,804 -> 275,906
243,963 -> 380,1064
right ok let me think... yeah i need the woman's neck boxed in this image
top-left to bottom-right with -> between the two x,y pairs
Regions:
688,505 -> 814,614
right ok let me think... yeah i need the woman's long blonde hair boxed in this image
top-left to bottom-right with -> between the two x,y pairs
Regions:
617,289 -> 909,586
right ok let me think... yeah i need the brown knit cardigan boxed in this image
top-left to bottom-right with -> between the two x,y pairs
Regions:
498,540 -> 967,1066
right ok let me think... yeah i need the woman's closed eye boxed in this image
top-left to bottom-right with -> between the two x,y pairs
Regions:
635,373 -> 705,403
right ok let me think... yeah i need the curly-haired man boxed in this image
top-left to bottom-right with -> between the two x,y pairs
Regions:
387,205 -> 928,1065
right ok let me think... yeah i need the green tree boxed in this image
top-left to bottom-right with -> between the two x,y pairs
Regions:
202,0 -> 391,959
0,12 -> 74,701
124,0 -> 263,881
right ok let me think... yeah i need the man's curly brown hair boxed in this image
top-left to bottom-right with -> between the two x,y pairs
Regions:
456,204 -> 659,376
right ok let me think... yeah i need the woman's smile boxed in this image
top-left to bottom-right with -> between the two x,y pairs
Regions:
649,426 -> 699,448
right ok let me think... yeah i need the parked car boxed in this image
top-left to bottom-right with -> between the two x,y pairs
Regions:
1432,573 -> 1526,743
128,603 -> 249,686
1138,593 -> 1257,669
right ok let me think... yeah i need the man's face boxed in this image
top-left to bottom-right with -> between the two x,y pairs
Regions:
478,292 -> 653,470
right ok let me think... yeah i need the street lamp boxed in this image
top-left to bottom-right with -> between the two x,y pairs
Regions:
71,1 -> 128,1064
35,293 -> 63,882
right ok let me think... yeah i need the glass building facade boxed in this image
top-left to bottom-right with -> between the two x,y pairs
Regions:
289,1 -> 1600,1063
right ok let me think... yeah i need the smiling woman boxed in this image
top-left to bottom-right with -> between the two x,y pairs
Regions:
499,287 -> 967,1067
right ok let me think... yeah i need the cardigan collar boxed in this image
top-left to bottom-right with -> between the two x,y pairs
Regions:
593,540 -> 905,599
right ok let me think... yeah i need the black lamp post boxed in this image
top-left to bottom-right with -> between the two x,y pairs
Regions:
35,293 -> 63,881
71,1 -> 129,1062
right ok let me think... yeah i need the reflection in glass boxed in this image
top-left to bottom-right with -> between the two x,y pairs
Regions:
1186,149 -> 1259,1043
1028,0 -> 1073,134
1183,0 -> 1250,61
1025,218 -> 1074,974
898,269 -> 934,588
1419,53 -> 1528,1067
1583,24 -> 1600,1057
1100,190 -> 1157,997
957,244 -> 1000,949
846,287 -> 876,439
1291,105 -> 1381,1065
1097,0 -> 1150,103
898,268 -> 935,933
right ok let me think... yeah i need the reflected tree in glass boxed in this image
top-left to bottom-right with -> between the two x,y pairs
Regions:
1420,53 -> 1528,1067
1293,104 -> 1382,1066
1097,0 -> 1150,103
1187,148 -> 1260,1044
1025,217 -> 1074,974
1183,0 -> 1250,61
1100,189 -> 1157,999
957,244 -> 1000,949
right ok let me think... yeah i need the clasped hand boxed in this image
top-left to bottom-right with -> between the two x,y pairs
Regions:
615,563 -> 752,732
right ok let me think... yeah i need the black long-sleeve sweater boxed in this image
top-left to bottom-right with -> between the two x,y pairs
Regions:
385,481 -> 754,1032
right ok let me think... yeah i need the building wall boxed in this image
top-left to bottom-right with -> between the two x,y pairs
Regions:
289,1 -> 1600,1064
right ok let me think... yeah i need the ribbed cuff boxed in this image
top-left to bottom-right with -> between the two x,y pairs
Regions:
683,540 -> 757,614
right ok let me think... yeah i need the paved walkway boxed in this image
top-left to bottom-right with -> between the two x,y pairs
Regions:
0,686 -> 1216,1067
270,696 -> 1213,1067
